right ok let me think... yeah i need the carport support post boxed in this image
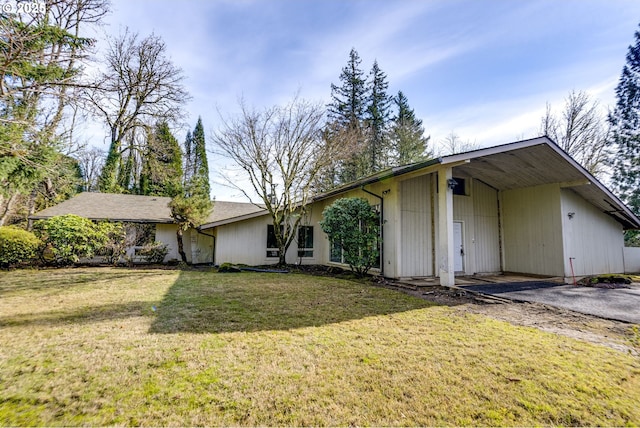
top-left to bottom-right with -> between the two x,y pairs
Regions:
438,167 -> 455,287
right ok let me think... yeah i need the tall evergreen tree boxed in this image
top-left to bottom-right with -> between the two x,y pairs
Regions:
170,117 -> 212,263
390,91 -> 431,165
327,48 -> 368,183
328,48 -> 367,129
189,117 -> 210,198
608,25 -> 640,214
183,130 -> 193,183
140,121 -> 183,197
365,60 -> 392,173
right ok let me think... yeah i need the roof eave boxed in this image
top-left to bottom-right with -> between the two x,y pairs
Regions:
199,209 -> 269,229
313,157 -> 442,202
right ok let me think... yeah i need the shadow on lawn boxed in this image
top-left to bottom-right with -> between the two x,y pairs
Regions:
0,269 -> 169,295
0,301 -> 158,328
149,271 -> 435,334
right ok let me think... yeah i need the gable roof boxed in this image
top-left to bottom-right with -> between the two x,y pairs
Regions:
30,193 -> 174,223
315,137 -> 640,229
204,201 -> 267,225
30,192 -> 265,225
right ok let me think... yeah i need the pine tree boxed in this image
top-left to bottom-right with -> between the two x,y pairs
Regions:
608,25 -> 640,214
365,60 -> 392,173
140,121 -> 183,197
390,91 -> 431,165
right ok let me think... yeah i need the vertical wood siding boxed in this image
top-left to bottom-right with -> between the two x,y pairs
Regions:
156,224 -> 181,262
452,184 -> 474,274
399,174 -> 433,277
472,181 -> 501,273
214,216 -> 273,265
561,188 -> 624,276
501,184 -> 564,276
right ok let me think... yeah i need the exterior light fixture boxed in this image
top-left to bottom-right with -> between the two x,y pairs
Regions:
447,178 -> 458,190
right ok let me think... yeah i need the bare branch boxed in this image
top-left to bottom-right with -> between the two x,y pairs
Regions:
212,96 -> 331,265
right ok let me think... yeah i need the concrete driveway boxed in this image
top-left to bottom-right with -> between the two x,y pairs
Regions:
460,281 -> 640,324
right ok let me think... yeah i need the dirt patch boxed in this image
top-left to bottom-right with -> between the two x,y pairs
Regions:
383,282 -> 640,357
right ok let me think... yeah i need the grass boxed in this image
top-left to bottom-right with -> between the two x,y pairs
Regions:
0,267 -> 639,426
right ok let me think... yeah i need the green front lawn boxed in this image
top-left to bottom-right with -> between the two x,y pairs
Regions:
0,268 -> 638,426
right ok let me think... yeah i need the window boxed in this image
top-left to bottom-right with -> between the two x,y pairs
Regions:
266,225 -> 281,258
297,226 -> 314,258
452,178 -> 466,195
330,239 -> 343,263
436,176 -> 468,196
267,225 -> 314,258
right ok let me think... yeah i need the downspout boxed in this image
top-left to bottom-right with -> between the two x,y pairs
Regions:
361,186 -> 384,277
196,228 -> 216,265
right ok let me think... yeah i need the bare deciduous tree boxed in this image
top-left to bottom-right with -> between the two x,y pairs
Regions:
76,146 -> 104,191
213,97 -> 345,265
438,131 -> 479,155
540,90 -> 610,178
85,28 -> 190,192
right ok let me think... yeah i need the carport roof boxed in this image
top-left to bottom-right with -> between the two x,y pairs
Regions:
444,137 -> 640,229
315,137 -> 640,229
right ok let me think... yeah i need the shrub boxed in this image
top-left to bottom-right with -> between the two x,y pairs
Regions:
96,222 -> 127,265
137,241 -> 169,264
33,215 -> 112,266
0,226 -> 41,267
320,197 -> 380,277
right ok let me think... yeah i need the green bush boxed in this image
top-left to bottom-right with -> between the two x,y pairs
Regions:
0,226 -> 41,267
95,222 -> 127,265
32,215 -> 112,266
320,197 -> 380,277
137,241 -> 169,264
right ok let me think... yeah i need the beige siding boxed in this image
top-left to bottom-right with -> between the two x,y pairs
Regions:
211,211 -> 324,266
399,174 -> 433,277
191,230 -> 214,264
623,247 -> 640,273
309,182 -> 399,276
501,184 -> 564,276
399,175 -> 501,277
453,182 -> 474,274
156,225 -> 211,263
561,188 -> 624,276
472,180 -> 501,273
214,215 -> 275,265
156,223 -> 180,262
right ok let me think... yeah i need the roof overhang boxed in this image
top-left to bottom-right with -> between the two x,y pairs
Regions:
199,209 -> 269,229
313,136 -> 640,230
444,137 -> 640,229
28,215 -> 173,223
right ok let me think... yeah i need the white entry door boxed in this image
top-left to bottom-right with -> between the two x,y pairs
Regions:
453,221 -> 464,273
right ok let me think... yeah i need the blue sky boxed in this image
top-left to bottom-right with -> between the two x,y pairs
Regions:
91,0 -> 640,201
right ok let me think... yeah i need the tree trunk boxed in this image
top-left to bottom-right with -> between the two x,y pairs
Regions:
0,193 -> 18,226
278,245 -> 287,266
176,228 -> 188,263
